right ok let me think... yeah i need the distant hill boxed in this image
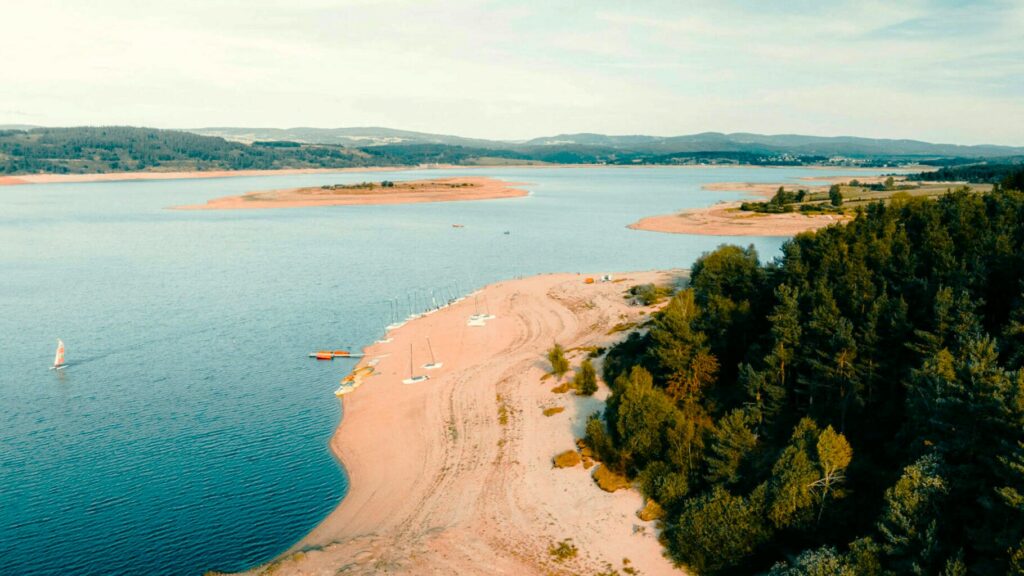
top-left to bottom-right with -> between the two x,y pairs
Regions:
524,132 -> 1024,158
191,127 -> 1024,159
2,125 -> 1022,176
190,126 -> 505,149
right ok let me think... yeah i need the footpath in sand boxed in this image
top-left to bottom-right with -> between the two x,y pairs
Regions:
173,177 -> 527,210
628,181 -> 849,237
240,272 -> 684,576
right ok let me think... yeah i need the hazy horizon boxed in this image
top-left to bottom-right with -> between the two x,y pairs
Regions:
2,1 -> 1023,146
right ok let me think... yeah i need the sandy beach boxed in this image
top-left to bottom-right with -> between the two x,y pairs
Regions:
173,177 -> 528,210
238,271 -> 683,576
629,180 -> 848,237
628,202 -> 849,237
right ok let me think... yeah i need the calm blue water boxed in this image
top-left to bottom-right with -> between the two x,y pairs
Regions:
0,166 -> 897,575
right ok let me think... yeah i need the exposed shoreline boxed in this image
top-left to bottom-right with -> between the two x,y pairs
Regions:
0,167 -> 418,186
0,164 -> 927,187
627,180 -> 860,237
172,176 -> 528,210
237,271 -> 684,576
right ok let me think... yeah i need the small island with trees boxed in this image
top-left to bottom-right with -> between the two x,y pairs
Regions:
172,177 -> 528,211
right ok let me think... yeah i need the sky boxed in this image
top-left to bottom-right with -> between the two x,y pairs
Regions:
1,0 -> 1022,145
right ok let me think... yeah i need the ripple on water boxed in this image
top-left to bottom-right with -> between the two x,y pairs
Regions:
0,166 -> 900,575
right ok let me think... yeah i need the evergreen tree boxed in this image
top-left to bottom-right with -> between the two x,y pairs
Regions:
671,485 -> 770,574
705,409 -> 759,487
877,453 -> 948,575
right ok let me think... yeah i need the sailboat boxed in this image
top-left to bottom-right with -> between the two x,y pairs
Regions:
422,337 -> 443,370
51,339 -> 67,370
402,343 -> 429,384
385,298 -> 406,332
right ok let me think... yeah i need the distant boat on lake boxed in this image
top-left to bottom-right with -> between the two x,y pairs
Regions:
51,339 -> 67,370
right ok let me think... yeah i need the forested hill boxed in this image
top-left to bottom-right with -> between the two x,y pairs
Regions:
0,126 -> 533,174
3,126 -> 1023,175
591,171 -> 1024,574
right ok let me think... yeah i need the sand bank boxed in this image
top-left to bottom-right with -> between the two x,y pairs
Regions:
629,202 -> 848,237
173,177 -> 528,210
239,271 -> 683,576
629,181 -> 848,237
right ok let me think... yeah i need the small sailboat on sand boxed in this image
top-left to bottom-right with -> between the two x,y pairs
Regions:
402,343 -> 429,384
51,339 -> 67,370
422,337 -> 443,370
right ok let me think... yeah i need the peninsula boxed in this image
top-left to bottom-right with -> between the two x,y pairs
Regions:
236,272 -> 683,575
628,176 -> 989,237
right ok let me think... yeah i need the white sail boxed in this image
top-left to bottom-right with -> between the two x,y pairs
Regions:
53,339 -> 66,368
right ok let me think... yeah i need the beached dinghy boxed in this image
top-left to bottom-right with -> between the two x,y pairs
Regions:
50,339 -> 67,370
422,337 -> 443,370
402,343 -> 429,384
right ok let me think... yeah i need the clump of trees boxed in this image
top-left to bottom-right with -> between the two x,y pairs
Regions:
829,184 -> 843,206
591,182 -> 1024,574
629,283 -> 670,305
908,162 -> 1024,185
740,187 -> 808,213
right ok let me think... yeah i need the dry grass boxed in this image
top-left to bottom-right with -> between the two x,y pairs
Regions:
542,405 -> 565,417
550,382 -> 572,394
607,321 -> 638,335
637,499 -> 666,521
548,538 -> 579,562
553,449 -> 582,468
593,464 -> 631,492
496,393 -> 510,426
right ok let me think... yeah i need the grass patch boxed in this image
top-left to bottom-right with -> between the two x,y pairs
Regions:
543,406 -> 565,417
553,449 -> 581,468
593,464 -> 631,492
548,538 -> 579,562
607,321 -> 637,335
637,499 -> 666,521
627,283 -> 672,306
551,382 -> 572,394
496,393 -> 510,426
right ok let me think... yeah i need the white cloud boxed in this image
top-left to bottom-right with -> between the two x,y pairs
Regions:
0,0 -> 1020,144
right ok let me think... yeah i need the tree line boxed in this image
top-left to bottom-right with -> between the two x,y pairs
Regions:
2,126 -> 974,175
589,169 -> 1024,574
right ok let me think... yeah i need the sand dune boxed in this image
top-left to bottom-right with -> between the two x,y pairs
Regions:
238,272 -> 684,576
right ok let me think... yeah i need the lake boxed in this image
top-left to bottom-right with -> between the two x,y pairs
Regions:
0,166 -> 895,575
